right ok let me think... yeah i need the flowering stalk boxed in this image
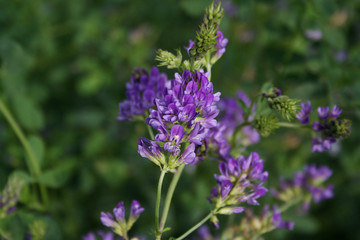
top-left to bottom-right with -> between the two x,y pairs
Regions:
157,165 -> 185,239
175,212 -> 214,240
0,97 -> 49,207
155,170 -> 166,232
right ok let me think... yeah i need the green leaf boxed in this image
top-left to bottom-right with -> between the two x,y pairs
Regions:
0,213 -> 25,240
323,27 -> 346,49
38,159 -> 77,188
9,170 -> 32,185
27,135 -> 45,168
180,0 -> 209,17
12,93 -> 44,131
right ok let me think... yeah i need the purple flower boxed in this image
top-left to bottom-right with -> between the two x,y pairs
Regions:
238,204 -> 294,237
195,226 -> 213,240
208,152 -> 268,223
215,30 -> 228,57
178,143 -> 196,165
330,105 -> 342,118
272,205 -> 294,230
83,232 -> 123,240
164,125 -> 185,153
113,202 -> 125,222
305,29 -> 323,41
220,180 -> 233,199
297,101 -> 312,124
310,105 -> 350,152
209,92 -> 259,159
98,231 -> 117,240
185,40 -> 195,55
100,201 -> 144,237
274,165 -> 333,209
130,200 -> 145,219
100,212 -> 117,228
137,137 -> 165,166
117,67 -> 169,121
83,233 -> 97,240
334,50 -> 348,62
317,107 -> 329,120
222,0 -> 238,17
144,70 -> 220,169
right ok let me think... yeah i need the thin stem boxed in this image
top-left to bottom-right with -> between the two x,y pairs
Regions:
155,170 -> 167,232
0,97 -> 49,207
277,122 -> 309,129
175,212 -> 213,240
231,121 -> 252,147
206,51 -> 212,81
146,124 -> 155,140
157,164 -> 185,239
279,196 -> 303,213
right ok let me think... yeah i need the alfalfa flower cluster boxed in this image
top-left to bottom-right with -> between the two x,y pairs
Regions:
80,2 -> 351,240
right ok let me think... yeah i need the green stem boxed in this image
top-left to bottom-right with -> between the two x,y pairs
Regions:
206,51 -> 212,81
155,170 -> 167,232
157,164 -> 185,239
277,122 -> 309,129
0,97 -> 49,207
231,121 -> 252,147
147,124 -> 155,140
279,196 -> 303,213
175,212 -> 213,240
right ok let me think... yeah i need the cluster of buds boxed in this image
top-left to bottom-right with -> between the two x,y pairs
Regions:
263,88 -> 300,121
100,200 -> 144,239
117,67 -> 169,121
273,165 -> 333,211
28,220 -> 46,240
138,70 -> 220,170
238,205 -> 294,239
0,176 -> 24,218
208,152 -> 268,228
297,102 -> 352,152
155,49 -> 183,70
253,114 -> 279,137
188,2 -> 224,59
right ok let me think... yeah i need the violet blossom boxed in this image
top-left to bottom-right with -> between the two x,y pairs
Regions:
139,70 -> 221,169
273,164 -> 333,211
215,30 -> 228,57
100,200 -> 144,238
208,152 -> 268,227
311,105 -> 350,152
296,101 -> 312,124
117,67 -> 169,121
209,91 -> 259,159
238,205 -> 294,238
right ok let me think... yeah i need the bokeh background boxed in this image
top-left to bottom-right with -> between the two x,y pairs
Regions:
0,0 -> 359,239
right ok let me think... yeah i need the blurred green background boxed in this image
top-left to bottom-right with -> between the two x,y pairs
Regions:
0,0 -> 359,239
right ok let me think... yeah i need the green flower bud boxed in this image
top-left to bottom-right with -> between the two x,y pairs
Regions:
267,96 -> 300,121
29,220 -> 46,240
189,1 -> 224,59
335,119 -> 352,138
155,49 -> 182,69
254,114 -> 279,137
